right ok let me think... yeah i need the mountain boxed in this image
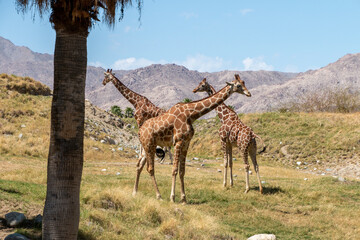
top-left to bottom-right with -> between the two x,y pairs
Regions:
1,36 -> 359,114
236,53 -> 360,112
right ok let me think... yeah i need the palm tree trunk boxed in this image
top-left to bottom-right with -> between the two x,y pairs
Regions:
43,30 -> 87,239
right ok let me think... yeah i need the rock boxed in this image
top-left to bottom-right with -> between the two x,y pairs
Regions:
34,214 -> 42,225
107,137 -> 116,145
116,172 -> 121,176
234,174 -> 237,177
126,124 -> 132,128
233,158 -> 236,161
118,147 -> 124,151
217,169 -> 222,172
100,140 -> 106,143
326,168 -> 332,172
338,176 -> 346,182
111,148 -> 116,152
18,133 -> 23,139
192,157 -> 199,160
197,168 -> 200,170
249,170 -> 252,175
200,164 -> 205,167
296,161 -> 302,166
261,181 -> 266,184
92,147 -> 100,151
20,124 -> 26,128
101,169 -> 107,172
304,178 -> 308,181
248,234 -> 276,240
5,212 -> 26,227
4,233 -> 30,240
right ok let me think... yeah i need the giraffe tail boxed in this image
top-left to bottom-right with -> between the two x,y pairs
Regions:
254,134 -> 266,154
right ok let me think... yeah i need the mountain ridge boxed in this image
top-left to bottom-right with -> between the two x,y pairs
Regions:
1,36 -> 359,114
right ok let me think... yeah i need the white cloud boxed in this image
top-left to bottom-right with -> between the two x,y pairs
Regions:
179,54 -> 228,72
112,57 -> 166,70
242,57 -> 274,71
89,61 -> 106,68
240,8 -> 253,16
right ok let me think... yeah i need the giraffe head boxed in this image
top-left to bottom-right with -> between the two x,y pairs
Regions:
192,78 -> 212,94
226,74 -> 251,97
103,69 -> 114,85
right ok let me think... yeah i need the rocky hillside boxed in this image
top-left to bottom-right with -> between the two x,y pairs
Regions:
0,73 -> 140,160
237,53 -> 360,112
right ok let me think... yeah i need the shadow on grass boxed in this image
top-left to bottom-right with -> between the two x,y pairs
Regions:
257,186 -> 284,195
78,229 -> 97,240
0,187 -> 22,195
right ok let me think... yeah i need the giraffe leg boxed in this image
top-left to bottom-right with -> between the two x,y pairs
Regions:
228,144 -> 233,187
146,145 -> 162,200
132,152 -> 146,197
179,141 -> 190,204
170,142 -> 182,202
221,140 -> 228,187
249,141 -> 263,194
243,151 -> 250,193
168,147 -> 173,165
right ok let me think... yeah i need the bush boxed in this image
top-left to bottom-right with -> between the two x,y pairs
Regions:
280,87 -> 360,113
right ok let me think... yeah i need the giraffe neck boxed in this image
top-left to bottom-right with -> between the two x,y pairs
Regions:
207,85 -> 236,123
109,75 -> 140,107
188,85 -> 233,121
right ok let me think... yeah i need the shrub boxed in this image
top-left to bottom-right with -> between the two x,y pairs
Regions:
280,87 -> 360,113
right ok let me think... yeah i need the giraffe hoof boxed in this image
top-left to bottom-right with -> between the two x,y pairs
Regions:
170,195 -> 175,203
156,195 -> 162,200
132,191 -> 137,197
244,189 -> 249,194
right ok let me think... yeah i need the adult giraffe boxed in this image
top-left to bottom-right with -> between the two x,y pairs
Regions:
193,77 -> 266,194
133,75 -> 251,203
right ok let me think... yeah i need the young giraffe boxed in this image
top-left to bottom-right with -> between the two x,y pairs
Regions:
193,77 -> 265,193
102,69 -> 171,163
133,74 -> 251,203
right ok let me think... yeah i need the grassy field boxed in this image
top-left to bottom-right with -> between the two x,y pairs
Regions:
1,74 -> 360,239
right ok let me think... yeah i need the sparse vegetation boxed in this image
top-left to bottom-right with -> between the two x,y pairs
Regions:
279,87 -> 360,113
0,73 -> 51,96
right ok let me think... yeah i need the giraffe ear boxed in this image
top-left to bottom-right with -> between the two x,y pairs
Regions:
226,82 -> 234,86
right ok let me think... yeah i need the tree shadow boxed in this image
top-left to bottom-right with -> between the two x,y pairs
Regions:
78,229 -> 97,240
255,186 -> 284,195
0,187 -> 22,195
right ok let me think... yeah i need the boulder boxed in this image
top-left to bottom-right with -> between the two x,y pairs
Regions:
4,233 -> 30,240
5,212 -> 26,227
248,234 -> 276,240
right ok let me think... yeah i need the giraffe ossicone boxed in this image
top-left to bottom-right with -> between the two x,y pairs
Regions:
193,76 -> 265,194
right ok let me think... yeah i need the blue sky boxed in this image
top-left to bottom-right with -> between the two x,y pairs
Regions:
1,0 -> 360,73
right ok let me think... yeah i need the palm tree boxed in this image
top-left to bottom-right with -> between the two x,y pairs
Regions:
15,1 -> 142,239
